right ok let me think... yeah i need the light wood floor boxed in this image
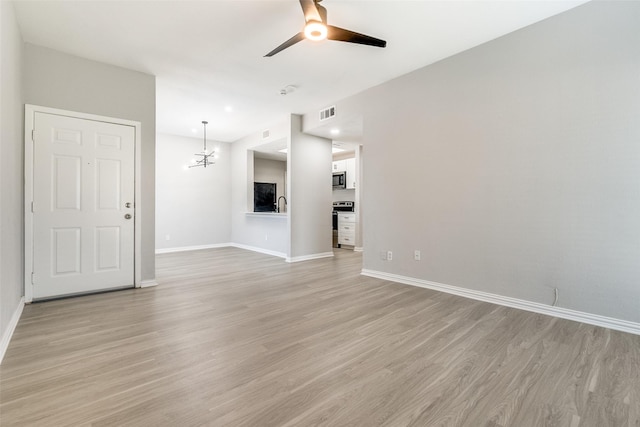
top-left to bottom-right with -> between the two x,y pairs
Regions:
1,248 -> 638,426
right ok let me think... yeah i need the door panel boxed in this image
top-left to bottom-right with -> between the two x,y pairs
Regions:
53,155 -> 81,210
96,159 -> 121,210
32,112 -> 135,299
95,226 -> 120,271
52,227 -> 81,275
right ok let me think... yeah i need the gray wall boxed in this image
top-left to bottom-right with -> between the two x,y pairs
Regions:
307,1 -> 640,323
289,115 -> 333,259
155,133 -> 231,251
0,0 -> 24,350
23,44 -> 157,281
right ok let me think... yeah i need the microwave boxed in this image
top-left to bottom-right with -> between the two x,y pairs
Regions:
332,171 -> 346,189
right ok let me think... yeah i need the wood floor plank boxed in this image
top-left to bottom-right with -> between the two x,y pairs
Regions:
1,247 -> 639,426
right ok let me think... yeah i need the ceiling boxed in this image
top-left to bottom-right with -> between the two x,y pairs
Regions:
253,137 -> 360,161
12,0 -> 588,143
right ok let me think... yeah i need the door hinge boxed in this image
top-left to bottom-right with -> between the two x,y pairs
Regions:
31,129 -> 35,142
31,201 -> 34,212
31,272 -> 35,284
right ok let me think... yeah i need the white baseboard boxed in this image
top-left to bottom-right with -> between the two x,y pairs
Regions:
229,243 -> 287,259
354,246 -> 363,252
155,243 -> 232,254
158,243 -> 333,263
0,297 -> 25,365
286,252 -> 334,263
361,269 -> 640,336
139,280 -> 159,288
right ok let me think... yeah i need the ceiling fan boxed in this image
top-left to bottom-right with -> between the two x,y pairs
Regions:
265,0 -> 387,57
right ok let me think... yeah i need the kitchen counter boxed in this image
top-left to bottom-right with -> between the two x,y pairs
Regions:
245,212 -> 287,218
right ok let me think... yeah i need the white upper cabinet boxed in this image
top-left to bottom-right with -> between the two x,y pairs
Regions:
332,157 -> 356,189
345,158 -> 356,189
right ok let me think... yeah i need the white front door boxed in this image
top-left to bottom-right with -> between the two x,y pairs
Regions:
31,112 -> 135,299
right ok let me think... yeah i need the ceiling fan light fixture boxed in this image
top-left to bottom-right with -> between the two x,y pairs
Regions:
264,1 -> 386,57
304,21 -> 327,41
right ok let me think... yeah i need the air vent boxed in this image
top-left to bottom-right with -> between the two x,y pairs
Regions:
319,106 -> 336,121
262,129 -> 270,139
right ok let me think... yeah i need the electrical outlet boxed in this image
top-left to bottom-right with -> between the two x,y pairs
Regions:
265,234 -> 268,241
165,234 -> 171,241
387,251 -> 393,261
414,250 -> 421,261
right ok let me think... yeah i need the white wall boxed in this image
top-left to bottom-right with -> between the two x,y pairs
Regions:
0,0 -> 24,358
155,133 -> 231,251
254,158 -> 287,212
229,115 -> 332,260
289,115 -> 333,259
354,145 -> 363,250
23,44 -> 157,281
332,189 -> 355,203
305,1 -> 640,324
230,122 -> 290,257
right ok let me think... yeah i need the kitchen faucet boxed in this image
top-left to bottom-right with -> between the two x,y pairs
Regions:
277,196 -> 287,213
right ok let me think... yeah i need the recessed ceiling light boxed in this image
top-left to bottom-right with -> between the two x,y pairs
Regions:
278,148 -> 288,154
191,128 -> 198,133
224,106 -> 233,112
330,129 -> 340,135
332,147 -> 344,154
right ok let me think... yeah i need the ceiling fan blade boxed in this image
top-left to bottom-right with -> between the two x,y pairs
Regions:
299,0 -> 323,23
317,4 -> 328,23
327,25 -> 387,48
264,32 -> 305,57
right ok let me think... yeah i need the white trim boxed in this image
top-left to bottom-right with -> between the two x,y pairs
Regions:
24,105 -> 143,301
354,246 -> 363,252
155,243 -> 231,254
0,298 -> 25,365
361,269 -> 640,336
133,115 -> 143,290
139,280 -> 159,288
286,252 -> 334,263
156,244 -> 334,264
229,243 -> 287,259
244,212 -> 288,219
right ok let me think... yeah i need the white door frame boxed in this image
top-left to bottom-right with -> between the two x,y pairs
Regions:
24,104 -> 143,303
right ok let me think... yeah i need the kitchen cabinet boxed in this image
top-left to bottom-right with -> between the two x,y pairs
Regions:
337,213 -> 356,246
332,158 -> 356,190
345,158 -> 356,189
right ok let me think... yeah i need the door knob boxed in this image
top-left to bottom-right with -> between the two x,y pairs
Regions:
124,214 -> 132,219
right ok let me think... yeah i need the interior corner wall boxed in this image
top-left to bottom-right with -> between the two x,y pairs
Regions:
155,133 -> 231,251
342,1 -> 640,323
230,122 -> 289,256
289,114 -> 332,259
23,44 -> 157,281
0,0 -> 25,352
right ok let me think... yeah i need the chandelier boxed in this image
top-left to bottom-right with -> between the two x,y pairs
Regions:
190,121 -> 216,168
